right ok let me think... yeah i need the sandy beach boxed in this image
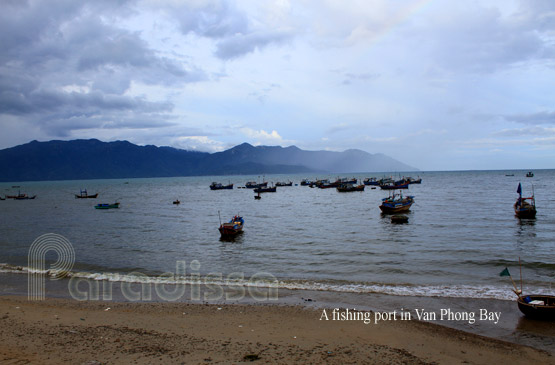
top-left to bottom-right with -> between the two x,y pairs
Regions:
0,296 -> 552,364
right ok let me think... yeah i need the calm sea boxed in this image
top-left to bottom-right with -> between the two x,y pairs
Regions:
0,170 -> 553,301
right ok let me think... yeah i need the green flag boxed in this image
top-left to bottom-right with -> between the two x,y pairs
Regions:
499,267 -> 511,277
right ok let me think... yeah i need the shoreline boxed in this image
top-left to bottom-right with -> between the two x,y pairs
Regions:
1,295 -> 553,364
2,271 -> 554,353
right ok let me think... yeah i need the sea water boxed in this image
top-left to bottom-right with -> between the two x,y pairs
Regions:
1,170 -> 553,301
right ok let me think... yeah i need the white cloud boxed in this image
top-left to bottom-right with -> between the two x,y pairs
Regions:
240,127 -> 286,145
171,136 -> 226,152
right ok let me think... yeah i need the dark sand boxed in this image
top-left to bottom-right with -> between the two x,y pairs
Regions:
1,295 -> 553,364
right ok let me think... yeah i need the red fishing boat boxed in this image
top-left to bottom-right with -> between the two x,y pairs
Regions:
218,215 -> 244,238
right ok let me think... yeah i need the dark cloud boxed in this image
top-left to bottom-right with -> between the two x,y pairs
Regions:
167,1 -> 292,60
173,1 -> 249,39
0,0 -> 205,138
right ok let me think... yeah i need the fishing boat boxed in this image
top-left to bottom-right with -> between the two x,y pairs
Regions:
380,181 -> 409,190
378,177 -> 394,185
379,192 -> 414,214
173,199 -> 180,205
514,183 -> 536,218
300,179 -> 314,186
219,215 -> 244,238
94,202 -> 120,209
517,295 -> 555,320
245,181 -> 267,189
14,195 -> 36,200
406,177 -> 422,184
75,189 -> 98,198
336,177 -> 358,185
254,186 -> 276,193
210,182 -> 233,190
336,184 -> 365,192
500,264 -> 554,320
275,181 -> 292,187
7,192 -> 36,200
526,171 -> 534,177
0,196 -> 5,201
363,178 -> 380,186
318,182 -> 339,189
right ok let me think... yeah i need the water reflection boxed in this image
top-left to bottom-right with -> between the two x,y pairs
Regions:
515,217 -> 537,240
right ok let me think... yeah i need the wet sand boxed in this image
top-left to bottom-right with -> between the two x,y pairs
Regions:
1,295 -> 553,364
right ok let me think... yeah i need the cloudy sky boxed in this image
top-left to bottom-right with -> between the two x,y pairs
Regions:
1,0 -> 554,170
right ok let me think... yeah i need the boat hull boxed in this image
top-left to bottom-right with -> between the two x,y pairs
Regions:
517,295 -> 555,320
210,184 -> 233,190
218,226 -> 243,238
13,195 -> 36,200
515,208 -> 536,219
75,193 -> 98,198
254,186 -> 276,193
380,183 -> 409,190
337,185 -> 365,192
95,203 -> 120,209
245,182 -> 267,189
380,196 -> 414,214
379,204 -> 412,214
514,200 -> 536,218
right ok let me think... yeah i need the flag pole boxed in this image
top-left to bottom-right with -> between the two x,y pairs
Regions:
500,267 -> 521,298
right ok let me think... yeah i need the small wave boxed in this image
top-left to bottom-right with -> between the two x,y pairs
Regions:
0,263 -> 548,301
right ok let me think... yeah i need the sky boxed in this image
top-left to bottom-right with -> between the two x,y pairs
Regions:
1,0 -> 554,171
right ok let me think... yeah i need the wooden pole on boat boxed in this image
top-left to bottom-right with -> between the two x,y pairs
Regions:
218,210 -> 222,226
508,274 -> 521,297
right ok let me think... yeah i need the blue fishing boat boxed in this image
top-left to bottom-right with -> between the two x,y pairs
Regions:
514,183 -> 536,218
219,215 -> 244,238
254,185 -> 276,193
363,178 -> 380,186
380,181 -> 409,190
94,202 -> 120,209
379,192 -> 414,213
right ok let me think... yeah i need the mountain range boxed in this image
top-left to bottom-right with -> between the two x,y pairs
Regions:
0,139 -> 417,182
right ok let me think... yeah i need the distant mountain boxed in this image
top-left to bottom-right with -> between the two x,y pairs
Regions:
210,143 -> 416,173
0,139 -> 417,182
